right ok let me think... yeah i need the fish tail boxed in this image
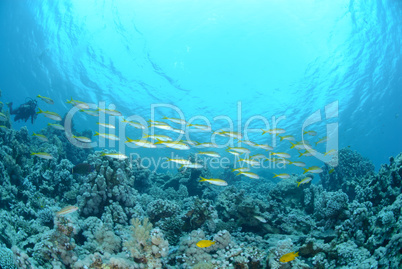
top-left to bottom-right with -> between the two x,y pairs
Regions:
298,152 -> 303,158
302,168 -> 308,174
94,132 -> 99,136
315,141 -> 319,146
297,181 -> 301,187
261,129 -> 267,135
273,173 -> 278,178
199,177 -> 206,182
279,136 -> 284,141
30,152 -> 35,156
37,108 -> 43,114
294,252 -> 299,257
290,142 -> 295,149
125,136 -> 132,142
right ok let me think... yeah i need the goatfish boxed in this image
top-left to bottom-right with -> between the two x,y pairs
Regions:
37,95 -> 54,105
227,147 -> 250,154
303,166 -> 323,174
261,128 -> 286,135
240,140 -> 256,147
324,149 -> 337,156
32,132 -> 48,142
31,152 -> 53,160
254,216 -> 267,223
195,142 -> 218,148
167,158 -> 191,165
162,116 -> 186,125
101,153 -> 128,160
315,136 -> 328,146
250,154 -> 267,160
272,152 -> 291,159
232,167 -> 250,173
171,128 -> 185,134
148,120 -> 166,125
155,140 -> 190,150
187,123 -> 211,131
280,251 -> 299,263
56,205 -> 79,216
182,139 -> 199,146
126,137 -> 156,148
73,135 -> 91,143
289,161 -> 306,167
182,163 -> 203,169
290,141 -> 310,151
97,108 -> 122,117
297,177 -> 313,187
279,135 -> 295,141
66,97 -> 90,109
97,122 -> 115,129
274,158 -> 291,165
273,173 -> 290,179
303,130 -> 317,136
37,108 -> 62,121
150,123 -> 174,131
254,143 -> 273,151
298,149 -> 317,157
197,151 -> 221,158
227,150 -> 241,156
219,131 -> 242,139
122,119 -> 146,129
0,112 -> 7,121
238,158 -> 259,166
80,109 -> 99,117
48,123 -> 65,131
94,132 -> 119,141
144,134 -> 172,142
237,171 -> 259,179
196,240 -> 215,248
199,177 -> 228,186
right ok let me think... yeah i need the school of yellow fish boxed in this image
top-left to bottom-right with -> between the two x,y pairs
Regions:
27,95 -> 340,263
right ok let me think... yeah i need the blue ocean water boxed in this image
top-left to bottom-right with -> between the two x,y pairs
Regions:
2,1 -> 402,268
0,0 -> 401,170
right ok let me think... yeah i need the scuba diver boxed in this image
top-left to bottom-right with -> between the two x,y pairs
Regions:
8,98 -> 38,124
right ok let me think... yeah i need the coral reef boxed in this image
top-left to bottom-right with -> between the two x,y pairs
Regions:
0,123 -> 402,268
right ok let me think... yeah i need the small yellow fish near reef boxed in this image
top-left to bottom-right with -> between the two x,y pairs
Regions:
280,251 -> 299,263
199,177 -> 228,186
56,205 -> 79,216
31,152 -> 54,160
196,240 -> 215,248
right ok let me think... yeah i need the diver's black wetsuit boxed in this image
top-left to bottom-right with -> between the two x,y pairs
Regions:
8,99 -> 38,124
